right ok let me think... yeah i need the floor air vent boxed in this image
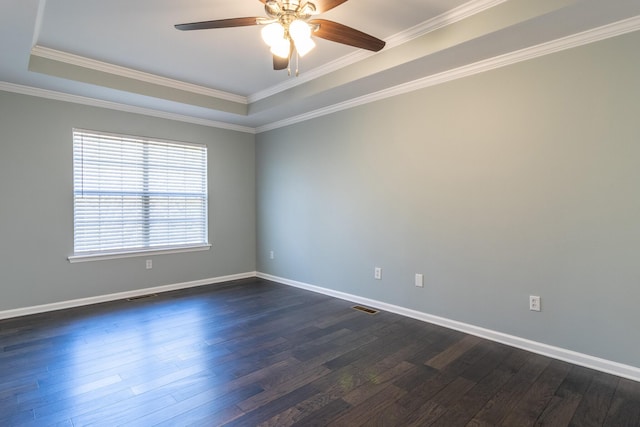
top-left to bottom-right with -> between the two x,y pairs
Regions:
352,305 -> 378,315
127,294 -> 158,301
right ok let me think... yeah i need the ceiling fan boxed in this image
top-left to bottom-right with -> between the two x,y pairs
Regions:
175,0 -> 386,73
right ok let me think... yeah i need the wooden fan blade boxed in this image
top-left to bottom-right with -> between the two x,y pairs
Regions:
175,17 -> 261,31
273,54 -> 289,70
313,0 -> 350,13
310,19 -> 385,51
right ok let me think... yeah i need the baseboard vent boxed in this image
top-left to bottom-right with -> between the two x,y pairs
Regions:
126,294 -> 158,301
353,305 -> 378,315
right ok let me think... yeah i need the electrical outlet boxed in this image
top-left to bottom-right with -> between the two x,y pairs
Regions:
269,250 -> 275,259
146,259 -> 152,270
415,273 -> 424,288
529,295 -> 541,311
374,267 -> 382,280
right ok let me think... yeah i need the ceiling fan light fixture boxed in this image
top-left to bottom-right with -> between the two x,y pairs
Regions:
265,0 -> 282,17
289,20 -> 315,57
271,38 -> 291,58
261,22 -> 285,47
174,0 -> 386,73
299,2 -> 317,18
289,19 -> 311,42
294,37 -> 315,57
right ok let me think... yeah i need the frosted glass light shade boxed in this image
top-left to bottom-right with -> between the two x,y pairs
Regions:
289,20 -> 315,57
289,20 -> 311,42
261,23 -> 285,47
294,37 -> 315,57
271,38 -> 291,58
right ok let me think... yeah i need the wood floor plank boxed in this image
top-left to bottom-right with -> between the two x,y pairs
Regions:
223,383 -> 321,427
602,378 -> 640,427
327,384 -> 407,427
468,353 -> 552,425
535,392 -> 583,427
0,278 -> 637,426
426,334 -> 483,370
569,371 -> 619,427
403,401 -> 449,427
289,398 -> 352,427
430,363 -> 515,426
70,389 -> 177,426
500,360 -> 571,426
603,396 -> 640,427
342,361 -> 415,407
257,391 -> 339,427
236,363 -> 331,413
156,404 -> 245,427
128,382 -> 261,426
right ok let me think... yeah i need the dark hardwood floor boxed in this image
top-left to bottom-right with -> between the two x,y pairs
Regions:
1,278 -> 639,426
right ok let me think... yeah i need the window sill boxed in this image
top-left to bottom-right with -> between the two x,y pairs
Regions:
68,244 -> 211,263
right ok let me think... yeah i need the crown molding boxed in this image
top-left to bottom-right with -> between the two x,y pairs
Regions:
383,0 -> 509,49
6,15 -> 640,135
256,15 -> 640,133
0,82 -> 255,134
32,0 -> 47,47
248,0 -> 510,103
25,0 -> 513,107
30,45 -> 247,105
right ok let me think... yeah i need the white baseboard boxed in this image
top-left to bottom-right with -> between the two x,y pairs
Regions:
257,272 -> 640,383
0,271 -> 257,321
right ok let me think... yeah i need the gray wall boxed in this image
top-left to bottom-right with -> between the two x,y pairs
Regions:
0,92 -> 256,311
256,31 -> 640,367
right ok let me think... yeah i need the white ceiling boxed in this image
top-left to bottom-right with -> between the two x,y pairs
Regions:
2,0 -> 640,132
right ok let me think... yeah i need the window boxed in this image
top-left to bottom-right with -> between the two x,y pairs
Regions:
70,129 -> 209,261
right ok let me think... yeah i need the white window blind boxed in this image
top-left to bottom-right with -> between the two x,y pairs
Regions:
72,129 -> 209,258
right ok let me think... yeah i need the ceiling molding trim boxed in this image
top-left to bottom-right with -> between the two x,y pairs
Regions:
256,15 -> 640,133
30,45 -> 248,105
31,0 -> 47,47
0,82 -> 256,134
383,0 -> 510,49
248,0 -> 510,103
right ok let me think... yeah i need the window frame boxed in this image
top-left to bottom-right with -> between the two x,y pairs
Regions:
68,129 -> 211,263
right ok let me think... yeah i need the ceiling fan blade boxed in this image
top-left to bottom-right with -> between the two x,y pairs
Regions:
175,17 -> 261,31
313,0 -> 350,13
273,54 -> 289,70
310,19 -> 385,52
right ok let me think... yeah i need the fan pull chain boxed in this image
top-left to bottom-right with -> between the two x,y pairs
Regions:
285,50 -> 301,78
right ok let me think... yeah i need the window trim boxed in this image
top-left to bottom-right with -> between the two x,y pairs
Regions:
70,128 -> 210,262
68,244 -> 211,263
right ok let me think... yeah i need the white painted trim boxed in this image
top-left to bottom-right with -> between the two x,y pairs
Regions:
257,272 -> 640,383
255,15 -> 640,133
0,82 -> 256,134
30,45 -> 247,105
32,0 -> 47,47
248,0 -> 509,103
384,0 -> 510,49
7,15 -> 640,134
68,244 -> 212,263
0,272 -> 257,321
29,0 -> 510,107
